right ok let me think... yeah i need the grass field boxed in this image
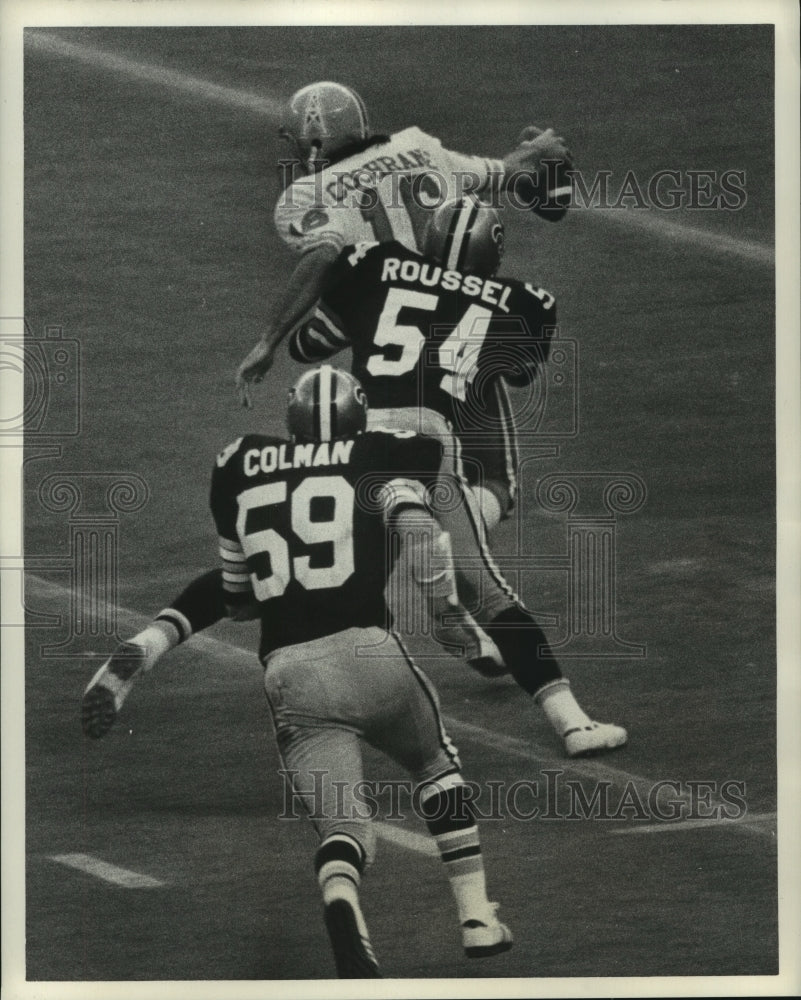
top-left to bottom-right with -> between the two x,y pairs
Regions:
20,23 -> 780,988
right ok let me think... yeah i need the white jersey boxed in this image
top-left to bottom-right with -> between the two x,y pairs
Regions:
273,126 -> 504,256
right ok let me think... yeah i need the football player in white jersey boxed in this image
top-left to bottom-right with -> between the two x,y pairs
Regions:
236,80 -> 573,530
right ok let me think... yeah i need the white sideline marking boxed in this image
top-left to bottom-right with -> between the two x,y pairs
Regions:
49,853 -> 165,888
24,31 -> 285,117
23,32 -> 774,268
608,811 -> 777,836
26,575 -> 775,844
374,822 -> 439,857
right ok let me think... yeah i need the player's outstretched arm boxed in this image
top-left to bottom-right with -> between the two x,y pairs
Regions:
501,126 -> 571,183
236,243 -> 340,407
501,127 -> 573,221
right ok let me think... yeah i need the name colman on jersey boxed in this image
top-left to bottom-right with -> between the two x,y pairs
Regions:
380,255 -> 515,313
244,440 -> 355,476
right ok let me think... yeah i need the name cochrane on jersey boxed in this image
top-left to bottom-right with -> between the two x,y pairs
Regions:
244,440 -> 355,476
381,257 -> 514,313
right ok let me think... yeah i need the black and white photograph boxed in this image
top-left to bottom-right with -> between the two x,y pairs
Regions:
2,0 -> 799,996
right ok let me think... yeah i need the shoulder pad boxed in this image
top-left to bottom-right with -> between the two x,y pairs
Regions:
345,241 -> 380,266
523,282 -> 556,310
216,437 -> 244,468
391,125 -> 439,148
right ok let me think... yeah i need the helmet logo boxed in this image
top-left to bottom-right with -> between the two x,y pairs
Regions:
492,222 -> 505,256
300,208 -> 330,233
302,88 -> 328,137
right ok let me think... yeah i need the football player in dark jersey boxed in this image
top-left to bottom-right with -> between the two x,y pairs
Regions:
101,366 -> 514,977
82,200 -> 626,760
286,196 -> 628,759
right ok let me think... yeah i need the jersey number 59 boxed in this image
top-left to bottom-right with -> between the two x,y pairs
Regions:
236,475 -> 355,601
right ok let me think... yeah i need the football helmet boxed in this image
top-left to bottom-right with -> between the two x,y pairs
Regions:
287,365 -> 368,442
422,195 -> 504,277
279,82 -> 370,171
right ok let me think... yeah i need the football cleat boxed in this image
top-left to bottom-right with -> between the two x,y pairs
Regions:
563,721 -> 628,758
81,642 -> 147,738
422,195 -> 504,278
323,899 -> 382,979
287,365 -> 368,443
462,902 -> 514,958
81,684 -> 117,740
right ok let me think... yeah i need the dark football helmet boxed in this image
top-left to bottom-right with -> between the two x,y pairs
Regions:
287,365 -> 368,442
422,195 -> 505,277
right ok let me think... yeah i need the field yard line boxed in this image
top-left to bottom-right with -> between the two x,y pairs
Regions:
24,575 -> 662,792
580,205 -> 775,266
440,713 -> 650,788
48,853 -> 165,888
24,31 -> 285,117
26,574 -> 774,844
23,31 -> 774,268
607,811 -> 777,837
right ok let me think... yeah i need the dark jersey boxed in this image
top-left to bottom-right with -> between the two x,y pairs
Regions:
289,240 -> 557,430
210,429 -> 442,658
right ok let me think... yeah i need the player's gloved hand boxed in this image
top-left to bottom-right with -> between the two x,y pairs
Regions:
503,126 -> 573,179
236,339 -> 276,408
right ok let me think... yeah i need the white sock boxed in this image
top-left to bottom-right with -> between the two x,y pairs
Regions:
535,679 -> 592,735
421,778 -> 492,925
317,863 -> 371,941
445,864 -> 493,925
472,486 -> 503,534
126,621 -> 180,672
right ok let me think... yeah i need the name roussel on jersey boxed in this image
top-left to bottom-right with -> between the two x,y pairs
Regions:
378,255 -> 520,312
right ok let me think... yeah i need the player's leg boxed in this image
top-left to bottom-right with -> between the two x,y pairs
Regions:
263,634 -> 381,978
82,568 -> 226,738
387,507 -> 505,677
366,404 -> 626,757
458,377 -> 518,535
362,631 -> 512,958
437,443 -> 627,758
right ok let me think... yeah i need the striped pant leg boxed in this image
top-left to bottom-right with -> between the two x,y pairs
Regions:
458,376 -> 519,518
361,632 -> 461,786
263,632 -> 383,862
432,433 -> 521,624
368,406 -> 521,624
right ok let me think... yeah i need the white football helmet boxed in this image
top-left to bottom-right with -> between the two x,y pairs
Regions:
279,81 -> 370,172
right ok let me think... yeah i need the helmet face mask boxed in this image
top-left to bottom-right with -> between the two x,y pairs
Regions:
287,366 -> 369,442
280,82 -> 370,173
423,196 -> 505,278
